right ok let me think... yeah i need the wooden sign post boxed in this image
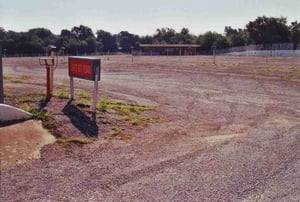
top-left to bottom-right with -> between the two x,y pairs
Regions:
68,57 -> 101,117
39,46 -> 56,100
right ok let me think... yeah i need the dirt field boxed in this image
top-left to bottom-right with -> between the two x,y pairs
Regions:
1,55 -> 300,201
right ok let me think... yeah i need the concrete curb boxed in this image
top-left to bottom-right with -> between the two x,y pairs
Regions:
0,104 -> 32,123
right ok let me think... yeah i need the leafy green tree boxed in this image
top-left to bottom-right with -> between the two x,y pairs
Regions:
3,31 -> 20,54
246,16 -> 290,49
28,28 -> 56,45
198,31 -> 229,50
56,29 -> 72,54
26,28 -> 56,53
224,26 -> 248,47
177,28 -> 196,44
96,30 -> 118,52
68,38 -> 81,55
71,25 -> 95,40
154,28 -> 178,44
0,27 -> 6,42
0,28 -> 6,56
290,21 -> 300,50
140,35 -> 154,44
115,31 -> 140,52
70,25 -> 97,54
26,34 -> 44,53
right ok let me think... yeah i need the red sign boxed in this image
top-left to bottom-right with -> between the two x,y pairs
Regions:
68,57 -> 100,81
69,59 -> 92,79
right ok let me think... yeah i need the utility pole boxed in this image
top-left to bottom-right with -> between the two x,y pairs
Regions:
0,46 -> 4,103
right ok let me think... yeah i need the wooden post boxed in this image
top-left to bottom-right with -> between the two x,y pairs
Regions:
91,66 -> 100,117
179,48 -> 182,67
0,47 -> 4,103
107,50 -> 110,60
62,47 -> 65,61
46,65 -> 51,100
131,47 -> 134,63
70,76 -> 74,100
212,45 -> 216,64
46,50 -> 55,100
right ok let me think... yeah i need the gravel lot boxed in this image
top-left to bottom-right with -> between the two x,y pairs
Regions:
1,55 -> 300,201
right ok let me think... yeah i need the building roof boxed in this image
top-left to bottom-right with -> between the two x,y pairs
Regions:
140,44 -> 200,48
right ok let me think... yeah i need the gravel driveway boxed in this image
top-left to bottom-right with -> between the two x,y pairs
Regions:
1,55 -> 300,201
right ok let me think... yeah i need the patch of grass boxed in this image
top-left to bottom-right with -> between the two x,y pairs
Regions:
264,68 -> 272,75
97,99 -> 152,115
11,79 -> 24,83
119,133 -> 132,140
57,137 -> 96,145
40,96 -> 47,103
281,74 -> 293,81
199,62 -> 215,66
4,92 -> 13,98
97,98 -> 156,126
120,115 -> 144,125
17,96 -> 34,104
74,91 -> 92,107
54,86 -> 70,99
108,127 -> 132,140
96,99 -> 109,112
38,91 -> 46,97
76,91 -> 91,99
20,105 -> 57,134
109,126 -> 123,137
3,75 -> 12,80
21,106 -> 52,120
42,119 -> 57,133
121,115 -> 161,126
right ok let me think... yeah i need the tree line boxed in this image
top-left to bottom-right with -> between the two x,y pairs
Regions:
0,16 -> 299,55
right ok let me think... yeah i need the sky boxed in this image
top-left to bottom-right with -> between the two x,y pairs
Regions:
0,0 -> 299,36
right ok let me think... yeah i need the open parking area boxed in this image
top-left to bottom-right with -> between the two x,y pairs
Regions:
1,55 -> 300,201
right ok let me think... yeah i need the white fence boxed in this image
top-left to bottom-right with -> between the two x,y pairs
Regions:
219,43 -> 300,57
226,50 -> 300,57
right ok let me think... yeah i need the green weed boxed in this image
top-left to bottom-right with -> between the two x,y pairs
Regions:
21,106 -> 53,120
57,137 -> 96,145
54,86 -> 70,99
11,79 -> 23,83
120,115 -> 144,125
21,105 -> 57,133
3,75 -> 12,80
4,92 -> 13,98
281,74 -> 293,81
108,126 -> 132,140
264,68 -> 272,75
109,126 -> 123,137
96,99 -> 151,115
17,96 -> 34,104
76,91 -> 91,99
97,98 -> 155,126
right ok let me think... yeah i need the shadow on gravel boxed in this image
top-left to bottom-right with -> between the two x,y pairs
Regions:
62,102 -> 99,137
